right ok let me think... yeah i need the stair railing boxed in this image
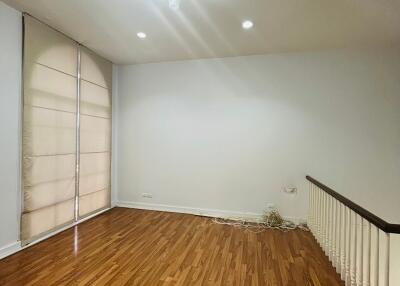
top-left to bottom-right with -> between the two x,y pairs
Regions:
307,176 -> 400,286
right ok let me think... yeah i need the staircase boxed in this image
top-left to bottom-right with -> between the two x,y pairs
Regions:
307,176 -> 400,286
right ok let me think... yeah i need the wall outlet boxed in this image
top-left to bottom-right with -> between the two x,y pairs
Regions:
284,186 -> 297,194
142,193 -> 153,198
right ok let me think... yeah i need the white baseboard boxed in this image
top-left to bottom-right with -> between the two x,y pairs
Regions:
116,201 -> 306,224
0,241 -> 21,260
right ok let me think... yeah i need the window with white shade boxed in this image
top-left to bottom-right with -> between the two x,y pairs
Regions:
21,15 -> 112,244
78,47 -> 112,218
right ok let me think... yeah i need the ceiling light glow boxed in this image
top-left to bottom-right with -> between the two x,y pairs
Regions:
242,20 -> 254,30
169,0 -> 180,10
137,32 -> 147,39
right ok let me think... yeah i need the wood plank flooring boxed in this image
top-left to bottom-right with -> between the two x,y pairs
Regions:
0,207 -> 344,286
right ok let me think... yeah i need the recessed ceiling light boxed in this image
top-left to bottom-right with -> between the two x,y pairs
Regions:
169,0 -> 180,11
137,32 -> 147,39
242,20 -> 254,30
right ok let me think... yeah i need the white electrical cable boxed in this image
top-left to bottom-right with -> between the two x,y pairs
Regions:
211,214 -> 309,233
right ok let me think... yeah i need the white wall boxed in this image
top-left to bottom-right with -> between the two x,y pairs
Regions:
0,2 -> 22,254
116,48 -> 400,223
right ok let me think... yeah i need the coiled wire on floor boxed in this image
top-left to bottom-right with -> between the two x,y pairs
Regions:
211,210 -> 309,233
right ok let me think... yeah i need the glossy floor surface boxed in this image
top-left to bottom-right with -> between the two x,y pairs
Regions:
0,208 -> 343,285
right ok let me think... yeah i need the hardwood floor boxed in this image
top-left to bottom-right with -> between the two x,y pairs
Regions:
0,207 -> 343,286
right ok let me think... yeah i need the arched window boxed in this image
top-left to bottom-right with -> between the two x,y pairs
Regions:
22,15 -> 112,244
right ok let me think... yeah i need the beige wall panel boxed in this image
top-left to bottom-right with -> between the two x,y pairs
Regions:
23,106 -> 76,156
79,152 -> 110,196
80,115 -> 111,153
24,63 -> 77,112
79,44 -> 112,218
80,47 -> 112,89
23,154 -> 75,187
24,177 -> 75,212
21,15 -> 112,243
24,16 -> 77,76
80,80 -> 111,118
79,189 -> 110,217
21,199 -> 74,241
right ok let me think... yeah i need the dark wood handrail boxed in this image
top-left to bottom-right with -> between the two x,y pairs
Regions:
306,176 -> 400,234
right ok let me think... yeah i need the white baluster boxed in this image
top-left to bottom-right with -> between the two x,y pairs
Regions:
371,225 -> 379,286
317,187 -> 321,243
325,192 -> 330,254
351,212 -> 358,286
315,185 -> 318,234
363,221 -> 371,286
328,195 -> 333,261
311,183 -> 315,232
382,232 -> 390,286
346,207 -> 352,286
390,234 -> 400,286
323,191 -> 328,252
331,197 -> 337,268
356,215 -> 363,286
335,200 -> 341,272
312,184 -> 316,233
328,195 -> 333,257
320,191 -> 327,252
314,185 -> 318,235
308,183 -> 313,232
324,193 -> 329,255
341,203 -> 347,280
332,198 -> 337,268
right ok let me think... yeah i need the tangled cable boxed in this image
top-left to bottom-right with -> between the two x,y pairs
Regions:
212,210 -> 309,233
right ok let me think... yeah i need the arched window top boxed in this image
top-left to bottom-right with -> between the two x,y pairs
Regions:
80,47 -> 112,90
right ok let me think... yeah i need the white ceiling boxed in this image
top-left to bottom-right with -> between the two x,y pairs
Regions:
3,0 -> 400,64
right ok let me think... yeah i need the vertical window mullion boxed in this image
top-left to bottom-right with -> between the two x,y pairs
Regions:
74,45 -> 81,222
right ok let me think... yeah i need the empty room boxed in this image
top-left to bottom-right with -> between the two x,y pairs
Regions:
0,0 -> 399,285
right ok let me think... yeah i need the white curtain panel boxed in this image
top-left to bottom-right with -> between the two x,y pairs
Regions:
22,16 -> 112,243
78,47 -> 112,218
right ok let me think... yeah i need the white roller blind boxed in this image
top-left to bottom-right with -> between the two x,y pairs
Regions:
22,16 -> 77,242
78,47 -> 112,218
22,16 -> 112,243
